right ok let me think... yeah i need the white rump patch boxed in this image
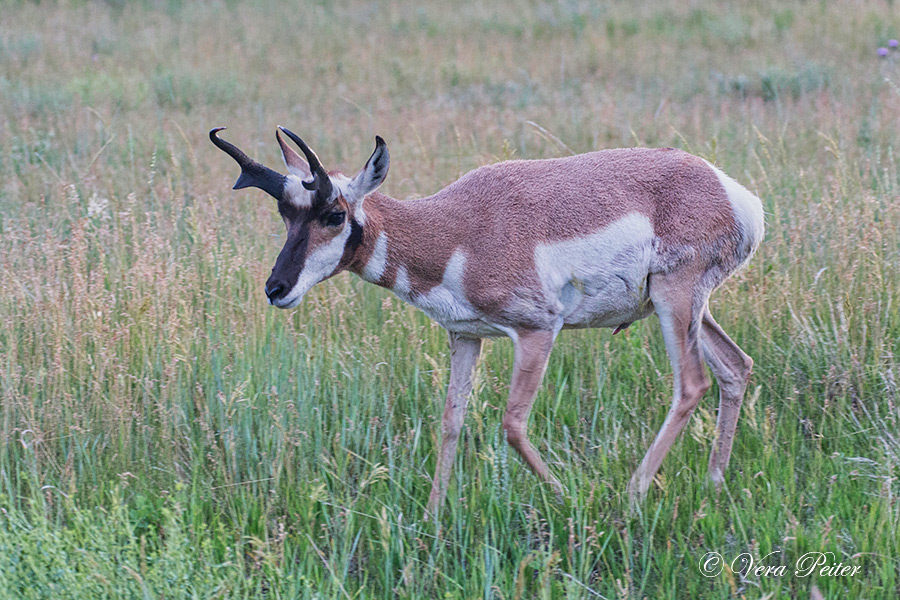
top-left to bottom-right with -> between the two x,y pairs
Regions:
703,160 -> 765,261
361,232 -> 388,282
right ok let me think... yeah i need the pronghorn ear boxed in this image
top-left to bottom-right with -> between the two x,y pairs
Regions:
348,136 -> 389,203
276,129 -> 311,179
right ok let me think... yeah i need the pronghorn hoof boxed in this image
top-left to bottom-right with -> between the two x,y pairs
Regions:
626,475 -> 649,506
708,470 -> 726,490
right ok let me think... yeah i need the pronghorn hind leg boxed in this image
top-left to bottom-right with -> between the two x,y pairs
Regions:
628,272 -> 711,501
426,332 -> 482,519
700,310 -> 753,486
502,329 -> 565,499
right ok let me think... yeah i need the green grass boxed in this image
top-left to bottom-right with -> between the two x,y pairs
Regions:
1,0 -> 899,597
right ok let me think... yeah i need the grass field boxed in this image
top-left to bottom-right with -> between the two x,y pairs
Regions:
1,0 -> 899,597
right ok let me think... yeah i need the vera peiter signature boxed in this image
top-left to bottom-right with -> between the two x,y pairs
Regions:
699,551 -> 863,579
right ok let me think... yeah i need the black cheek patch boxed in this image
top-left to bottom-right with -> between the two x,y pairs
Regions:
272,225 -> 310,288
346,219 -> 363,253
290,231 -> 310,272
339,218 -> 363,265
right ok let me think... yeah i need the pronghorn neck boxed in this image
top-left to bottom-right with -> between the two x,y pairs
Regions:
346,191 -> 456,297
344,193 -> 392,283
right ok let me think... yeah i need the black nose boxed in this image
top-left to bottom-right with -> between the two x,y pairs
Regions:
265,280 -> 287,302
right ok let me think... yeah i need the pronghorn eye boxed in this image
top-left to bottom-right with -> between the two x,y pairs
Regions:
324,211 -> 345,227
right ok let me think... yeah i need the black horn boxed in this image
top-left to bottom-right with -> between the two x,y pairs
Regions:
209,127 -> 287,201
277,127 -> 333,201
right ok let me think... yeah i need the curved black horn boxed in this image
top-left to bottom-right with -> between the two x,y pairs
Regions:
277,127 -> 333,199
209,127 -> 287,201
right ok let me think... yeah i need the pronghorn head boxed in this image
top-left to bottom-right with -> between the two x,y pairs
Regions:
210,127 -> 389,308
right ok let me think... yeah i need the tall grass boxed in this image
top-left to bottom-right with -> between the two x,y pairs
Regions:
1,0 -> 899,597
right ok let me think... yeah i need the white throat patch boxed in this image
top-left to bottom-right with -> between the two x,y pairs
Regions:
361,232 -> 389,282
391,250 -> 481,326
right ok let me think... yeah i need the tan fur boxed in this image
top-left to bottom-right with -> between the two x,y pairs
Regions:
701,310 -> 754,483
626,269 -> 713,499
215,131 -> 763,516
341,147 -> 758,512
345,148 -> 756,512
427,333 -> 482,514
500,329 -> 565,497
348,148 -> 741,330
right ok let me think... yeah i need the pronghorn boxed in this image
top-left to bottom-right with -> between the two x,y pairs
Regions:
210,126 -> 764,514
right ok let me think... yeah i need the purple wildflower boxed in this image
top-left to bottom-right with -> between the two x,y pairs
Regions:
878,47 -> 889,57
890,39 -> 899,48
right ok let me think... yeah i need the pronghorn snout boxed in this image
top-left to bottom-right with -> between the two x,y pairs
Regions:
265,278 -> 288,304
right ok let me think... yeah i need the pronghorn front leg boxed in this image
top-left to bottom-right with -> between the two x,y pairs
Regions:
427,332 -> 482,517
502,329 -> 565,499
